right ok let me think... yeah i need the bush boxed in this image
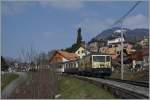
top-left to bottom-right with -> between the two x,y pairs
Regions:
1,56 -> 9,71
1,65 -> 9,71
29,68 -> 37,72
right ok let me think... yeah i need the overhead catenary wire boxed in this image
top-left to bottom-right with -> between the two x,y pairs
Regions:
111,1 -> 142,27
108,1 -> 142,80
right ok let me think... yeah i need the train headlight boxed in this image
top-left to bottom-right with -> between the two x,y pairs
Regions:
93,63 -> 99,68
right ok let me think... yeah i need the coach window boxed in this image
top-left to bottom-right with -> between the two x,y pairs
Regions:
71,63 -> 73,67
68,64 -> 70,68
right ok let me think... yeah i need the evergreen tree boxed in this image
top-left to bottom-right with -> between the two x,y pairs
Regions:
1,56 -> 9,71
76,27 -> 82,45
64,27 -> 83,52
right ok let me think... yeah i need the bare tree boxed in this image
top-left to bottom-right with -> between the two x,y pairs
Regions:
19,45 -> 39,71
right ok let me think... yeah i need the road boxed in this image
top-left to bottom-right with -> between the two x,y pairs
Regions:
1,72 -> 28,99
7,69 -> 58,99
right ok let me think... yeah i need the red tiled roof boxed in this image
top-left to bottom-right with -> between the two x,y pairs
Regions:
49,50 -> 79,64
57,50 -> 79,61
130,51 -> 143,61
129,48 -> 149,61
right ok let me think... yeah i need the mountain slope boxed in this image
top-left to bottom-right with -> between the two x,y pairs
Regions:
91,28 -> 149,43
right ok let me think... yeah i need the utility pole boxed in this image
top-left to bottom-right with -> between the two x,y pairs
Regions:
106,1 -> 141,79
120,20 -> 124,80
85,41 -> 86,55
114,27 -> 124,80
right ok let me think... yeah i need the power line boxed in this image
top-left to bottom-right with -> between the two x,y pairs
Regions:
111,1 -> 142,27
114,1 -> 142,80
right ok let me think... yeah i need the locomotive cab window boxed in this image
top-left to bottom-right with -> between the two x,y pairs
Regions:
93,56 -> 105,62
106,56 -> 111,61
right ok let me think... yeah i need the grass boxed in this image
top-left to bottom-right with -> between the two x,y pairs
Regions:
109,72 -> 134,80
109,70 -> 148,81
1,73 -> 19,91
58,75 -> 115,99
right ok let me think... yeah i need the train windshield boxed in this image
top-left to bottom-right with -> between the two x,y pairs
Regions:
93,56 -> 105,62
106,56 -> 111,62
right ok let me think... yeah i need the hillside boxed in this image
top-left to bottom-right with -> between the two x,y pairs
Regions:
91,28 -> 149,43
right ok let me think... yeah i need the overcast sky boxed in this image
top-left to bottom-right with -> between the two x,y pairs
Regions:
1,1 -> 149,58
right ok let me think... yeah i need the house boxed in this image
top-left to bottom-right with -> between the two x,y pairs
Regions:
88,39 -> 107,53
138,37 -> 149,48
49,50 -> 79,73
14,63 -> 19,68
49,50 -> 79,64
106,48 -> 116,55
129,48 -> 149,70
107,37 -> 124,55
8,67 -> 16,72
88,41 -> 98,52
124,42 -> 133,49
74,46 -> 91,59
99,46 -> 108,54
106,36 -> 135,58
74,47 -> 85,59
107,37 -> 125,45
142,48 -> 149,67
67,44 -> 90,59
126,48 -> 136,55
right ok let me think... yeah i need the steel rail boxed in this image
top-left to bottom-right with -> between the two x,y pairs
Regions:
104,78 -> 149,88
69,74 -> 149,99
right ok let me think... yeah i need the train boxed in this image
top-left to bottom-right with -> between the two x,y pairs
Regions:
53,53 -> 112,77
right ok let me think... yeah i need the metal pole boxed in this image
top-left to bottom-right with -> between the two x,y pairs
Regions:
85,41 -> 86,55
120,21 -> 124,80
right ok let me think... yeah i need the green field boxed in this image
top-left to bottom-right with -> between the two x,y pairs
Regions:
58,75 -> 115,99
1,73 -> 19,91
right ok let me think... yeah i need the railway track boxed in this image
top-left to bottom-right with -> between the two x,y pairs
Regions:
104,78 -> 149,88
71,75 -> 149,99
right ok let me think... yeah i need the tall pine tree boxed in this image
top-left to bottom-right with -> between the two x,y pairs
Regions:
1,56 -> 9,71
76,27 -> 82,45
65,27 -> 83,52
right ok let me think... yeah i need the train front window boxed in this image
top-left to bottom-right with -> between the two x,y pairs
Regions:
93,56 -> 105,62
106,56 -> 111,61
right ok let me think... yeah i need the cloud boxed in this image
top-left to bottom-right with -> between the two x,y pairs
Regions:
123,14 -> 148,29
2,1 -> 84,15
1,2 -> 29,15
39,0 -> 84,9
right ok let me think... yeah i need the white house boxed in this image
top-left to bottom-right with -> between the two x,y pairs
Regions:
75,46 -> 90,59
49,50 -> 79,73
107,37 -> 125,45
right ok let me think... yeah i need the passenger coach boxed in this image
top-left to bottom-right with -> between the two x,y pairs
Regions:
58,53 -> 112,77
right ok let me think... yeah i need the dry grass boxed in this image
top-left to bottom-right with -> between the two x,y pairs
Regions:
58,75 -> 115,99
110,69 -> 149,82
8,66 -> 59,99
